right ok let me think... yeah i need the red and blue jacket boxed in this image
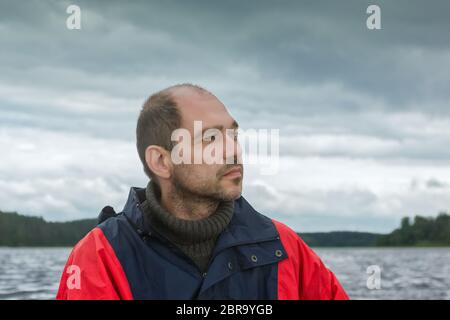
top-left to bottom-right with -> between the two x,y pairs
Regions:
56,187 -> 349,300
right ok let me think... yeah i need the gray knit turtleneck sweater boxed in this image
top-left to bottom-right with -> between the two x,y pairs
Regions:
140,181 -> 234,273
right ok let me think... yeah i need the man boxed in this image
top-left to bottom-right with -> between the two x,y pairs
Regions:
56,84 -> 349,300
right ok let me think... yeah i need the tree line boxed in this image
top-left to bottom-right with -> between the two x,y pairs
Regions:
0,210 -> 449,247
0,211 -> 95,246
376,212 -> 450,246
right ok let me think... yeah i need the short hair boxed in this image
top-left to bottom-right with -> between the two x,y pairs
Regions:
136,83 -> 210,181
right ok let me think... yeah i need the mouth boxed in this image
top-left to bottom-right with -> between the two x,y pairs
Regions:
222,167 -> 242,179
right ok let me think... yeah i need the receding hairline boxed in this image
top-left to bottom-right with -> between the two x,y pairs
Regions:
158,83 -> 217,101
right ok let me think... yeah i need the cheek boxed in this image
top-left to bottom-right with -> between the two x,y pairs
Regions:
178,164 -> 218,181
195,164 -> 221,181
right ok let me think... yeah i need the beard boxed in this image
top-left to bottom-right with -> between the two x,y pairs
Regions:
171,164 -> 242,202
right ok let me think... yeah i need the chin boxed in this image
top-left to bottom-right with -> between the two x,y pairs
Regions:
220,183 -> 242,200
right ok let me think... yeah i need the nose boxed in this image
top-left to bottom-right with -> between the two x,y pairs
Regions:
224,130 -> 242,164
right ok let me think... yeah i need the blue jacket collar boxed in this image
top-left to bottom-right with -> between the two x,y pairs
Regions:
121,186 -> 280,247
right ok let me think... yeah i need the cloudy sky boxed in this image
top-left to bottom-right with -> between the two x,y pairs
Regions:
1,0 -> 449,232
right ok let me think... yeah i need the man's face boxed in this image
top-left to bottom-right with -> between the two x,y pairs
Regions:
170,89 -> 243,201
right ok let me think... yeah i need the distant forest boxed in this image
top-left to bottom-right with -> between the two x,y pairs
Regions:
376,213 -> 450,246
0,211 -> 95,247
0,210 -> 449,247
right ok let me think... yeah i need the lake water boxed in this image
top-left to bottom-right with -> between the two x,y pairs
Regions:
0,247 -> 449,300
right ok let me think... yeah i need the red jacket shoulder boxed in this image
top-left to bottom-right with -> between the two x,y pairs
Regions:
56,228 -> 133,300
272,219 -> 349,300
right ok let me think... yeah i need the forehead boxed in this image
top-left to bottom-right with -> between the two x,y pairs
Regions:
173,89 -> 235,131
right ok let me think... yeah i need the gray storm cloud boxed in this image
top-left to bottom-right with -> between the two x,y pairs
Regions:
1,0 -> 449,232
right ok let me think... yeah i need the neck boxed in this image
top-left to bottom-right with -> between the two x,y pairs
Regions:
159,184 -> 219,220
142,180 -> 235,272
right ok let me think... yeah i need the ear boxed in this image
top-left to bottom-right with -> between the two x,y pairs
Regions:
145,145 -> 173,180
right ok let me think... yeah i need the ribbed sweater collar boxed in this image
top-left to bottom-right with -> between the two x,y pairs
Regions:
141,181 -> 234,246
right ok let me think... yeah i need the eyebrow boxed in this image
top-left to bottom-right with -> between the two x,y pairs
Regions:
200,120 -> 239,134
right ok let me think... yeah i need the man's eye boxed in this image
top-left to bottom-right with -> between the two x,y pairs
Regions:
204,135 -> 216,142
